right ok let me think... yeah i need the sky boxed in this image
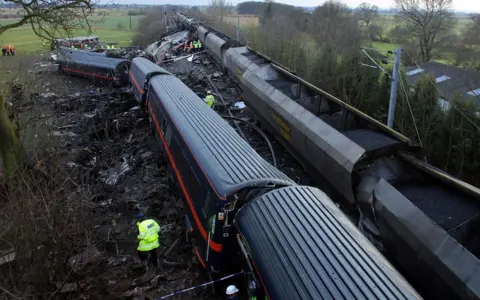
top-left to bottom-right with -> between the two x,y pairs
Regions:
120,0 -> 480,13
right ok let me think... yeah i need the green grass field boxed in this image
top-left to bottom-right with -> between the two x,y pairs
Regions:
369,14 -> 472,64
377,14 -> 471,34
0,15 -> 143,53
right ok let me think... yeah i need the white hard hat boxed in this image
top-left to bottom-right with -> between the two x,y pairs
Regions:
226,285 -> 239,295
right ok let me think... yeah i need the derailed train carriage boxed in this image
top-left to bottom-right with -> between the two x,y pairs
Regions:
129,57 -> 421,299
56,47 -> 130,86
191,20 -> 480,300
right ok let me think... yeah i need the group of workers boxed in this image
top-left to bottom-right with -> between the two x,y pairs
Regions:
184,39 -> 202,52
2,44 -> 15,56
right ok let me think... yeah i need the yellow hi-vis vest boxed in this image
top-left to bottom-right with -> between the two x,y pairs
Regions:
205,94 -> 215,108
137,219 -> 160,251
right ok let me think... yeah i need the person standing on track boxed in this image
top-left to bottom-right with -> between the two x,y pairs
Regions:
136,213 -> 161,270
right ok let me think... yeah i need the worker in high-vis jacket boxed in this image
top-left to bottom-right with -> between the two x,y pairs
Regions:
205,91 -> 216,108
197,40 -> 202,50
136,213 -> 160,268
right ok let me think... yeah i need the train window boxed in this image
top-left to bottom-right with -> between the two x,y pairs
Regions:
187,166 -> 200,199
202,190 -> 213,219
164,125 -> 172,146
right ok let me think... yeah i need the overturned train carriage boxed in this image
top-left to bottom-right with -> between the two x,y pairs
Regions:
56,47 -> 130,86
134,57 -> 294,272
196,22 -> 480,300
236,186 -> 422,300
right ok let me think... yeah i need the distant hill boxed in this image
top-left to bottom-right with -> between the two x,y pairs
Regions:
237,1 -> 305,15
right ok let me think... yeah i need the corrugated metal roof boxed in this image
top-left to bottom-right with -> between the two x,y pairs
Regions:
235,186 -> 421,300
149,75 -> 294,197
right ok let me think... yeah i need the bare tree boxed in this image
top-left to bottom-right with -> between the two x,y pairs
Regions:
311,1 -> 361,48
395,0 -> 457,62
462,14 -> 480,46
356,3 -> 379,28
456,14 -> 480,69
0,0 -> 100,40
208,0 -> 229,22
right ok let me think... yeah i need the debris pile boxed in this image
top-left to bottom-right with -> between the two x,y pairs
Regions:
12,72 -> 216,299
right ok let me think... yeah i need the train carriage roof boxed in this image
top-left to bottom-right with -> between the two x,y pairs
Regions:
235,186 -> 422,300
130,57 -> 171,93
148,73 -> 294,198
57,48 -> 129,70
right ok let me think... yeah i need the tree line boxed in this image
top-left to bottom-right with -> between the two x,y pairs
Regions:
190,0 -> 480,187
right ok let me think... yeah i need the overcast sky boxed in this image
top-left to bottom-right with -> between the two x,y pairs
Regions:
119,0 -> 480,13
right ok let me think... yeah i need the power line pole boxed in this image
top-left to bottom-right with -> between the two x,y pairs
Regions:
387,48 -> 403,128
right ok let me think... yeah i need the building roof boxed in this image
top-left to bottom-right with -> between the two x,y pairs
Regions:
404,62 -> 480,105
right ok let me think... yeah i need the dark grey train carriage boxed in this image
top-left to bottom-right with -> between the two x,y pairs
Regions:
129,57 -> 169,107
56,47 -> 130,86
143,62 -> 294,272
235,185 -> 422,300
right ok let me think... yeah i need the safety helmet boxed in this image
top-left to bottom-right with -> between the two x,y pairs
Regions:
226,285 -> 239,295
207,90 -> 211,94
136,212 -> 145,220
